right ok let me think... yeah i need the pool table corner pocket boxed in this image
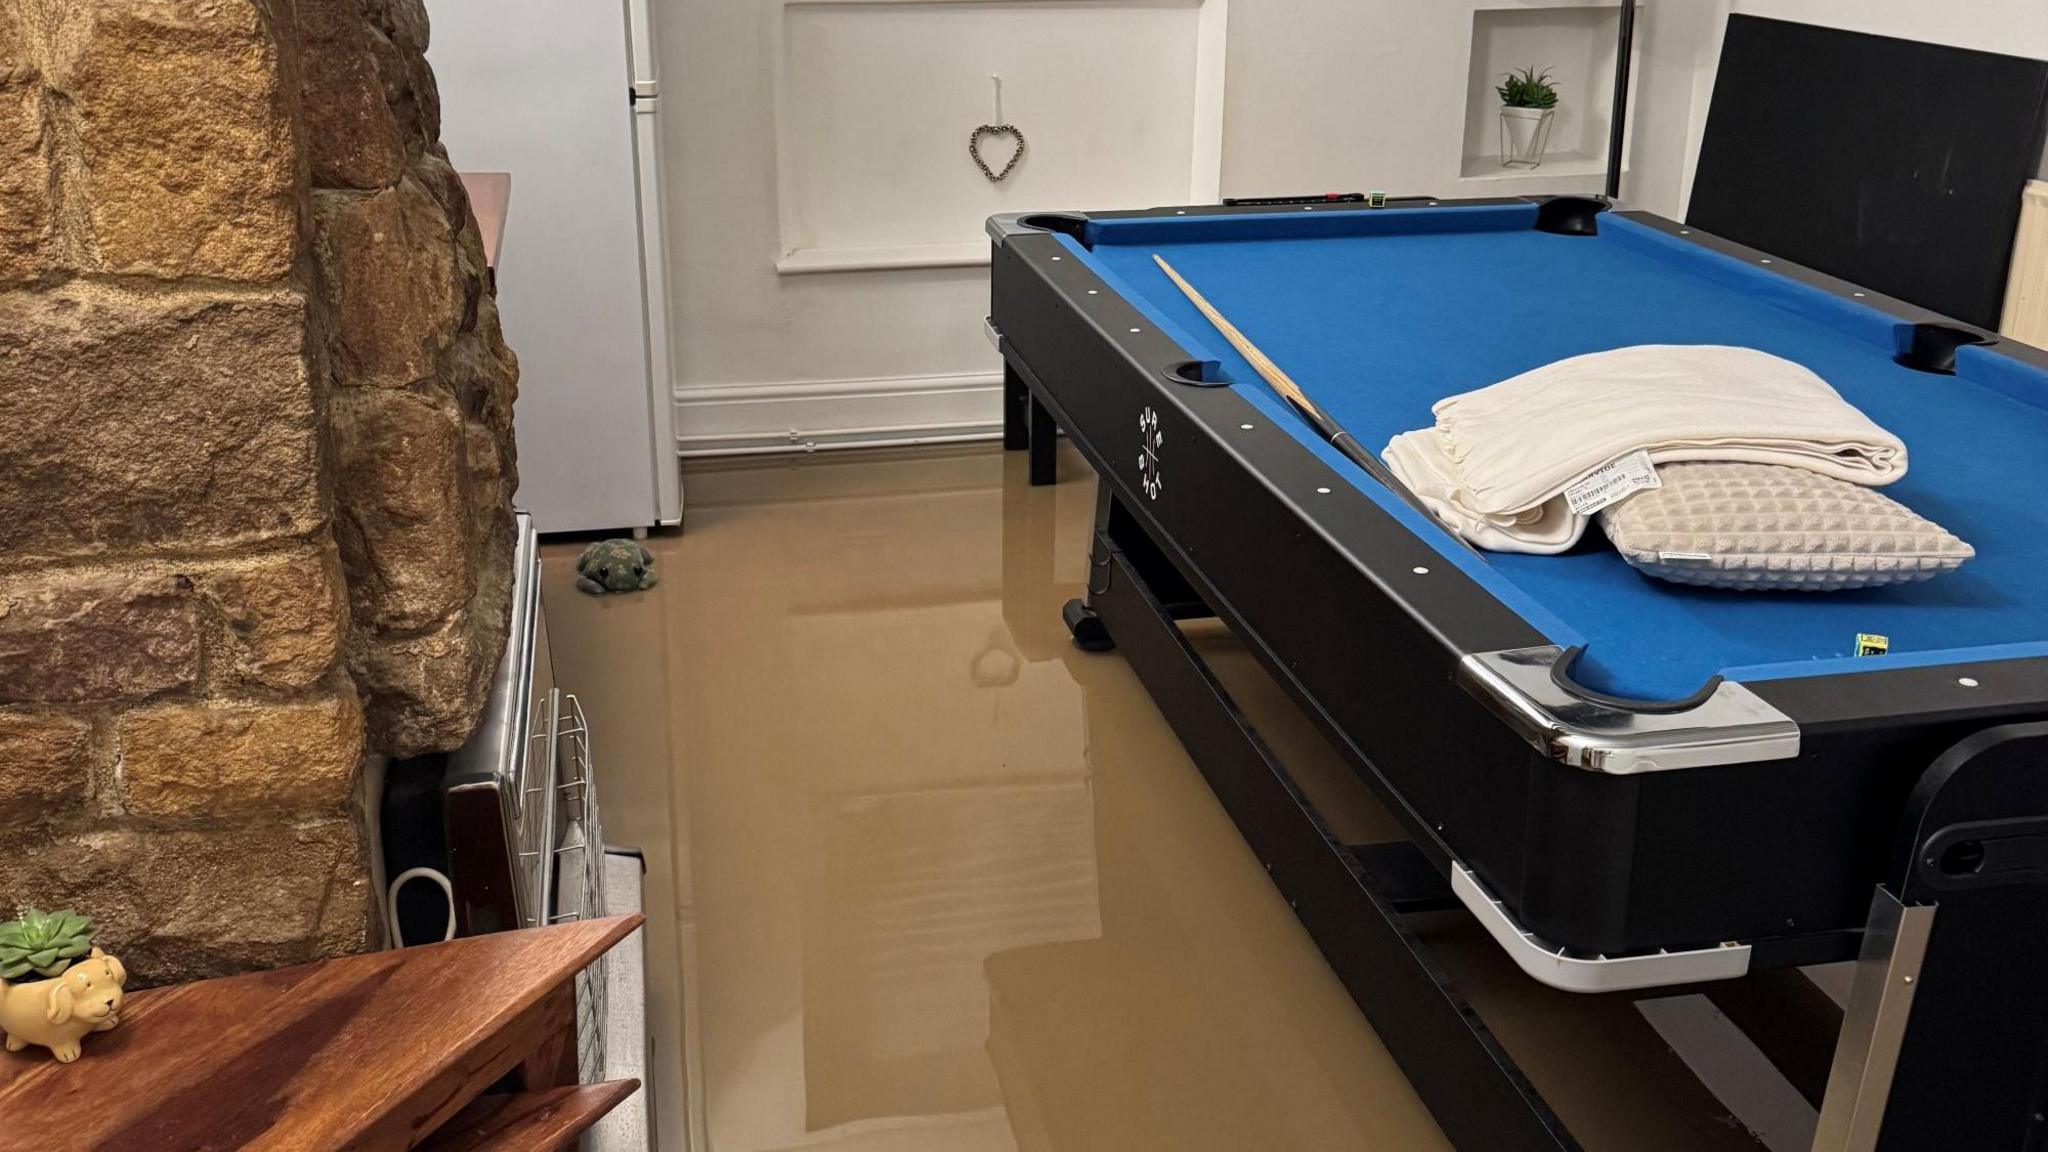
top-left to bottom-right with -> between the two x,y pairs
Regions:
1456,644 -> 1801,774
1893,321 -> 1994,374
1533,195 -> 1608,236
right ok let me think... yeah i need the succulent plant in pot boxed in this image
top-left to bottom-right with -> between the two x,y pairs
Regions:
0,908 -> 95,980
0,908 -> 130,1063
1497,66 -> 1560,169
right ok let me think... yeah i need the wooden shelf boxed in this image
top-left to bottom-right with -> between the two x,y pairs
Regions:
418,1081 -> 641,1152
0,916 -> 642,1152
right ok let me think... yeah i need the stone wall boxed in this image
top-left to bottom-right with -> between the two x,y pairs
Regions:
306,0 -> 519,758
0,0 -> 517,985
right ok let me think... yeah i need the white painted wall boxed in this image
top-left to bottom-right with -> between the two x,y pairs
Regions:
776,2 -> 1218,268
660,0 -> 1007,453
661,0 -> 1713,454
657,0 -> 2045,454
1725,0 -> 2048,59
1219,0 -> 1714,213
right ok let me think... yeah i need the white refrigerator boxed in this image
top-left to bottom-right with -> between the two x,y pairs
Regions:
428,0 -> 682,535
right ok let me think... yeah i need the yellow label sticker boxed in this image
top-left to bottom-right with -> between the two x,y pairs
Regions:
1855,633 -> 1890,657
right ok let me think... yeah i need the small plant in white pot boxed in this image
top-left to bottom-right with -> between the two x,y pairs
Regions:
1497,66 -> 1559,169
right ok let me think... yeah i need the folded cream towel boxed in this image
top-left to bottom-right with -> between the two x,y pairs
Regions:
1382,345 -> 1907,553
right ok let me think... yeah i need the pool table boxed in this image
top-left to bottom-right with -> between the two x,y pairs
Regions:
988,197 -> 2048,1150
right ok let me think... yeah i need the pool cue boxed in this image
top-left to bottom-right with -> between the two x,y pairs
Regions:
1150,254 -> 1450,531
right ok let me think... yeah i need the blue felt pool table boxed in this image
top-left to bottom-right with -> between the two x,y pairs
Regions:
1066,201 -> 2048,703
989,196 -> 2048,1149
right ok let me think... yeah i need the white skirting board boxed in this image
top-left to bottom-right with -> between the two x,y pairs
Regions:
673,371 -> 1003,456
2002,180 -> 2048,349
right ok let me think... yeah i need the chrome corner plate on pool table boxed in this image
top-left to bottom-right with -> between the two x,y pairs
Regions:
1457,646 -> 1799,774
990,195 -> 2048,1151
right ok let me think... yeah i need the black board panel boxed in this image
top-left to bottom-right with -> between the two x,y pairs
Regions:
1689,15 -> 2048,329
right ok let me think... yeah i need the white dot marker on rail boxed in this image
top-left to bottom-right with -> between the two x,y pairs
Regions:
1412,566 -> 1430,575
1959,677 -> 1980,688
1316,486 -> 1332,494
1239,423 -> 1254,430
1129,327 -> 1142,334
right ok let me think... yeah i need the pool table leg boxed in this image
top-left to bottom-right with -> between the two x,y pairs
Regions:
1062,486 -> 1121,652
1815,722 -> 2048,1150
999,351 -> 1060,485
1002,362 -> 1030,451
1028,392 -> 1058,486
1068,485 -> 1209,634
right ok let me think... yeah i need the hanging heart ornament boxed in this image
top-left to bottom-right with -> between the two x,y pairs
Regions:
970,124 -> 1026,183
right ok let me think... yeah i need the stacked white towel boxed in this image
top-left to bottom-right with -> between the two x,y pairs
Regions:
1381,344 -> 1907,553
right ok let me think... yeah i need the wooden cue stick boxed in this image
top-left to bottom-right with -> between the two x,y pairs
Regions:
1150,254 -> 1438,519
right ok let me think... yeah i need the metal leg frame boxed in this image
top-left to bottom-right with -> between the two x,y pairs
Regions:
1076,489 -> 1578,1152
1814,723 -> 2048,1151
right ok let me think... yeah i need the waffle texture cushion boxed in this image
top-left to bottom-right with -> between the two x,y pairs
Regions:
1598,461 -> 1974,591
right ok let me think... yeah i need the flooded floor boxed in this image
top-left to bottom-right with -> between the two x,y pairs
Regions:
542,442 -> 1803,1152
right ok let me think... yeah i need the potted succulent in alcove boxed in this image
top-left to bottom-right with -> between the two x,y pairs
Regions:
1498,66 -> 1560,169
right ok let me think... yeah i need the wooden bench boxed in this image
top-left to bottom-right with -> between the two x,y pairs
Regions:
0,915 -> 642,1151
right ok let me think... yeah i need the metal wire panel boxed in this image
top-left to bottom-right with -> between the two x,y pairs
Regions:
551,692 -> 609,1081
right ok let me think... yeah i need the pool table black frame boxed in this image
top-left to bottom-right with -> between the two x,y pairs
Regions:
989,195 -> 2048,1150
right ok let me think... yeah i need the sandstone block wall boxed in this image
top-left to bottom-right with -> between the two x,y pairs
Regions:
304,0 -> 519,759
0,0 -> 517,985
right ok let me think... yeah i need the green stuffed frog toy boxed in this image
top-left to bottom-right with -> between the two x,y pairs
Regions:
575,539 -> 658,595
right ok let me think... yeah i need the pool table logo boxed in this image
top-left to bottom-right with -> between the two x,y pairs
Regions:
1138,407 -> 1164,499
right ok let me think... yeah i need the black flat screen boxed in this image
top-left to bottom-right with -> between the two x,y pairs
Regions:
1690,15 -> 2048,329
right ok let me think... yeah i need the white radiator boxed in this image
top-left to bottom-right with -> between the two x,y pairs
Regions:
2001,180 -> 2048,349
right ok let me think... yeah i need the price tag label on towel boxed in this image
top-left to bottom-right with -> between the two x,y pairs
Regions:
1564,450 -> 1661,516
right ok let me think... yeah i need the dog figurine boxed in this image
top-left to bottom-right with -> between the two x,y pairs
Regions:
0,947 -> 127,1062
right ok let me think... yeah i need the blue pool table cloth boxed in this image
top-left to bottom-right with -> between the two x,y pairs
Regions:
1060,204 -> 2048,701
